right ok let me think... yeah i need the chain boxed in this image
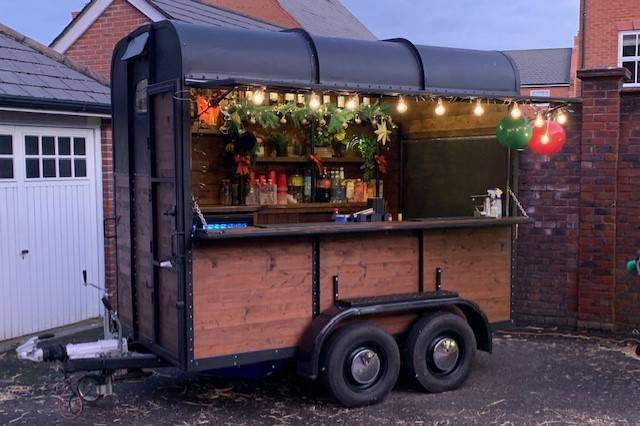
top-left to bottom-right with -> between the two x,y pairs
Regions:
191,195 -> 207,227
507,184 -> 528,217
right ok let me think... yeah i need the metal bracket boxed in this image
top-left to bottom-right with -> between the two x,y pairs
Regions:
332,275 -> 340,305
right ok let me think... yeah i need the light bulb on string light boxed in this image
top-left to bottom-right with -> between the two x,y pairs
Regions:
345,95 -> 358,111
252,88 -> 265,105
435,98 -> 446,116
556,109 -> 568,125
534,112 -> 545,128
309,92 -> 321,110
473,99 -> 485,117
510,102 -> 522,119
541,121 -> 551,144
397,96 -> 408,114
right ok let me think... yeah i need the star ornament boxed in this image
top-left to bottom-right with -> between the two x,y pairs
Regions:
374,120 -> 391,145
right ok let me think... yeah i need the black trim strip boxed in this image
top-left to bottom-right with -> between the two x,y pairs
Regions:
191,347 -> 297,372
0,95 -> 111,114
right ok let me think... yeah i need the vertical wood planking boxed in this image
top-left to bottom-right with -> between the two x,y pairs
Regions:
423,227 -> 512,322
192,238 -> 313,359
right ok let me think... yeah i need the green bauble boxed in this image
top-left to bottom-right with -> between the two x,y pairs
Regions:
627,259 -> 638,274
496,117 -> 532,150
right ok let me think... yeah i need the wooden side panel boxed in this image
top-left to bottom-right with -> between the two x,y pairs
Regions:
423,227 -> 512,322
192,238 -> 313,359
134,175 -> 153,339
319,233 -> 419,313
153,93 -> 179,356
115,173 -> 133,332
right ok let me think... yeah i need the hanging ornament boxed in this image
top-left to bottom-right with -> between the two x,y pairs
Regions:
528,120 -> 566,155
374,120 -> 392,145
319,118 -> 326,126
496,116 -> 532,150
249,116 -> 257,124
342,122 -> 348,129
280,116 -> 287,124
302,118 -> 308,125
354,115 -> 362,124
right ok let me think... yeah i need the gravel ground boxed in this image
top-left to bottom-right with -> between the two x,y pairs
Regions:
1,328 -> 640,425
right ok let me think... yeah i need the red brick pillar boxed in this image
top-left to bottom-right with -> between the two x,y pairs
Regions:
576,68 -> 628,329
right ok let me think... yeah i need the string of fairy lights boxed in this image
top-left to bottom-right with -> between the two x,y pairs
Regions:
196,86 -> 572,155
245,86 -> 570,124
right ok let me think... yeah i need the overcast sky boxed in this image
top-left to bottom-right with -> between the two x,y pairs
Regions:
3,0 -> 579,50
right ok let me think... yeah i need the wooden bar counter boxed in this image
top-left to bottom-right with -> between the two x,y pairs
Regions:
191,217 -> 527,360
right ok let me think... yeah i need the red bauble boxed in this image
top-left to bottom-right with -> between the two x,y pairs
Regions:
529,121 -> 566,155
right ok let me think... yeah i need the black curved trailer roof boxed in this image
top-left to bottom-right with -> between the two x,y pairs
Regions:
114,20 -> 521,97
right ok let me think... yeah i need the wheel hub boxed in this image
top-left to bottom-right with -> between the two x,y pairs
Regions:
432,337 -> 459,373
349,348 -> 381,385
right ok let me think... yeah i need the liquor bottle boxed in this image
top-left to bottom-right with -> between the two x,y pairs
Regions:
303,168 -> 312,203
316,167 -> 331,202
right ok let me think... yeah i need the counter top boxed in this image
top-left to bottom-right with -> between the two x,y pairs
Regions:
194,216 -> 532,241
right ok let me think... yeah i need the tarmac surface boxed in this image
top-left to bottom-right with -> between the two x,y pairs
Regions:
1,327 -> 640,425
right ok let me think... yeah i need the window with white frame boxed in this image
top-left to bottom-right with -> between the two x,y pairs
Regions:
619,31 -> 640,86
24,135 -> 87,179
529,89 -> 551,97
0,134 -> 13,179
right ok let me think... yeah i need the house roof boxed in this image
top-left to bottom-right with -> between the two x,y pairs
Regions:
504,48 -> 573,86
277,0 -> 376,41
0,23 -> 110,114
149,0 -> 280,30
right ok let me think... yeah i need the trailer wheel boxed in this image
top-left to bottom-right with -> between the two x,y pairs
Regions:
404,312 -> 476,393
320,323 -> 400,407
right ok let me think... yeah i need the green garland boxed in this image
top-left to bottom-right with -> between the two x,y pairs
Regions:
219,101 -> 395,143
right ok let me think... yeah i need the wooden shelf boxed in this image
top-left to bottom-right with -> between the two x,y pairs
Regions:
255,156 -> 363,164
200,202 -> 366,214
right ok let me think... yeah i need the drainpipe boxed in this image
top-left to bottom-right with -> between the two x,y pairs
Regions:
579,0 -> 586,97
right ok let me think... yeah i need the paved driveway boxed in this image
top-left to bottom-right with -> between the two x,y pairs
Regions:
1,328 -> 640,425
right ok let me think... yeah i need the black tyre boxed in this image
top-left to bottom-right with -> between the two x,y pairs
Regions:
404,312 -> 476,393
321,323 -> 400,407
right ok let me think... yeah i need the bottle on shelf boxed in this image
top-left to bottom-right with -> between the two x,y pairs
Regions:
288,171 -> 304,203
303,168 -> 312,203
277,172 -> 288,205
316,167 -> 331,203
220,179 -> 232,205
245,173 -> 259,205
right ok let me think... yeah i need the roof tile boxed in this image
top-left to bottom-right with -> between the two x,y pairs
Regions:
0,30 -> 109,109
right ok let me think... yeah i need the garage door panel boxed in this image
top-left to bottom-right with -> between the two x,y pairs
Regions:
0,126 -> 102,340
0,185 -> 22,340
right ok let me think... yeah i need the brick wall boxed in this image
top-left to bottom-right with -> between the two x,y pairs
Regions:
65,0 -> 150,80
101,120 -> 117,306
581,0 -> 640,69
519,86 -> 572,98
513,109 -> 581,327
515,67 -> 640,332
616,93 -> 640,329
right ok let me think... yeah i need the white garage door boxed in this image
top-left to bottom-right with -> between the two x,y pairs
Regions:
0,125 -> 103,341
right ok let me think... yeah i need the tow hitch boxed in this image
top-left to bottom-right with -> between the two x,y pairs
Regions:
15,274 -> 167,418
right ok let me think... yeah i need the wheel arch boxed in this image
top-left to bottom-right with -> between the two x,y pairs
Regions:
296,297 -> 492,380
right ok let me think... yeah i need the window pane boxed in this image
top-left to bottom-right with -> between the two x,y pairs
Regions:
42,136 -> 55,155
0,158 -> 13,179
26,158 -> 39,178
59,159 -> 72,177
623,34 -> 637,57
43,159 -> 56,177
58,137 -> 71,155
74,137 -> 86,155
74,159 -> 86,177
623,61 -> 636,83
0,135 -> 11,155
25,136 -> 39,155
